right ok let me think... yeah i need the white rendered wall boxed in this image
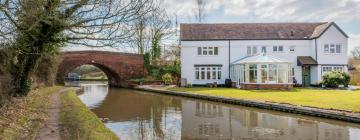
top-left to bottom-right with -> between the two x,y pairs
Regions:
181,41 -> 229,85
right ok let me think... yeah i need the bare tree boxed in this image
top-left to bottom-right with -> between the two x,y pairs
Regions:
0,0 -> 155,95
194,0 -> 206,23
351,47 -> 360,59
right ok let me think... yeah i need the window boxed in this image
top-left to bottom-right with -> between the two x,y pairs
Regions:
273,46 -> 283,52
252,46 -> 257,54
336,44 -> 341,53
324,44 -> 329,53
261,46 -> 267,53
248,64 -> 257,83
289,46 -> 295,52
247,46 -> 258,56
247,46 -> 252,56
198,47 -> 219,55
268,64 -> 277,83
260,64 -> 268,83
195,66 -> 222,80
278,46 -> 283,52
195,68 -> 200,80
273,46 -> 277,52
322,66 -> 344,75
324,44 -> 342,54
330,44 -> 335,53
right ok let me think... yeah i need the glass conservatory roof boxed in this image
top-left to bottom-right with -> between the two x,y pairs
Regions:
231,54 -> 291,64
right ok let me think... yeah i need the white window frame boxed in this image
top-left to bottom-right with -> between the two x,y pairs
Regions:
195,66 -> 222,80
197,47 -> 219,56
273,45 -> 284,53
321,66 -> 344,75
324,44 -> 342,54
247,46 -> 258,56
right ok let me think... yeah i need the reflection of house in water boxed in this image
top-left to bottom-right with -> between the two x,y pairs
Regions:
181,100 -> 351,140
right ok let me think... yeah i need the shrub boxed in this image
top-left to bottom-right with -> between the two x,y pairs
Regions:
322,71 -> 350,88
162,73 -> 173,85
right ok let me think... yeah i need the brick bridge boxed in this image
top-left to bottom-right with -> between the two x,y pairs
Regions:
57,51 -> 145,87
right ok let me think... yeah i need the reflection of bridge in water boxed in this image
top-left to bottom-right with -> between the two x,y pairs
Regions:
57,51 -> 146,87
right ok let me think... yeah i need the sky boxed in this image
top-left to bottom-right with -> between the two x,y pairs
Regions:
162,0 -> 360,52
64,0 -> 360,54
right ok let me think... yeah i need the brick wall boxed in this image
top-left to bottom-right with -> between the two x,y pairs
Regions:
57,51 -> 146,87
241,83 -> 293,90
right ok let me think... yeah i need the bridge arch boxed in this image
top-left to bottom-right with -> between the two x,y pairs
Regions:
57,51 -> 145,87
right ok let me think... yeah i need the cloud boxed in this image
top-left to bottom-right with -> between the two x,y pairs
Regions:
349,34 -> 360,52
163,0 -> 360,23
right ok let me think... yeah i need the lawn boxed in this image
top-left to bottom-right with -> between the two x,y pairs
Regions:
168,87 -> 360,112
60,90 -> 118,140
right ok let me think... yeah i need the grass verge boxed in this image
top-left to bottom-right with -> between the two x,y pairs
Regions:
0,86 -> 63,140
168,87 -> 360,112
60,89 -> 118,140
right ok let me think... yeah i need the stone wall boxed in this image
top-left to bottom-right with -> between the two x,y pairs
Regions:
241,83 -> 293,90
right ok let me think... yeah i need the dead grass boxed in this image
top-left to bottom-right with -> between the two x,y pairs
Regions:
0,86 -> 63,140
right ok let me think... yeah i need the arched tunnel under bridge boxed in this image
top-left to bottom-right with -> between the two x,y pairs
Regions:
57,51 -> 146,87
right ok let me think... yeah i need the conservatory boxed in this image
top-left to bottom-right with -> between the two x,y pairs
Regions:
230,54 -> 293,90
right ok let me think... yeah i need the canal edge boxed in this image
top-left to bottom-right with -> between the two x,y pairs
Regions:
133,87 -> 360,124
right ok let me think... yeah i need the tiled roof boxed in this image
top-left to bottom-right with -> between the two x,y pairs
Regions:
180,22 -> 333,41
297,56 -> 318,66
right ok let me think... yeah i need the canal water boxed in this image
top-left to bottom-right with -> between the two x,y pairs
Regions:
74,82 -> 360,140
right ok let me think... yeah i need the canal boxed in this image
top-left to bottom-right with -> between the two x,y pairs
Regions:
73,82 -> 360,140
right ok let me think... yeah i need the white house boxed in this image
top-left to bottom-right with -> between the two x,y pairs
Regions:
180,22 -> 348,89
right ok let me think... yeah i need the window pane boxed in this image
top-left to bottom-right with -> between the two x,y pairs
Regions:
201,71 -> 205,79
198,47 -> 202,55
262,46 -> 266,53
273,46 -> 277,52
217,70 -> 221,79
196,71 -> 199,80
247,46 -> 251,56
336,44 -> 341,53
212,71 -> 216,80
330,44 -> 335,53
214,47 -> 218,55
261,64 -> 268,83
203,47 -> 208,55
278,64 -> 287,83
324,44 -> 329,53
206,71 -> 211,80
252,46 -> 257,55
278,46 -> 283,52
268,64 -> 277,83
249,64 -> 257,83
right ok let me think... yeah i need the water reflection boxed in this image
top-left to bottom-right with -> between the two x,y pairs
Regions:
76,83 -> 360,140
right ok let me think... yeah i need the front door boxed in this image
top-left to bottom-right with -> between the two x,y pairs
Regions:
302,66 -> 311,87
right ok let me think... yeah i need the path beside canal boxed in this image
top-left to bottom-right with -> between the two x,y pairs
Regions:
35,88 -> 75,140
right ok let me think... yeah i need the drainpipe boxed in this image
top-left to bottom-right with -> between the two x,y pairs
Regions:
315,38 -> 318,61
228,40 -> 231,79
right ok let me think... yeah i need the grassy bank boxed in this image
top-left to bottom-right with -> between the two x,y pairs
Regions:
168,87 -> 360,112
60,90 -> 118,140
0,86 -> 63,139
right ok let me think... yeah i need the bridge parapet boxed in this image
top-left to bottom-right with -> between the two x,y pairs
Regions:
57,51 -> 146,87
